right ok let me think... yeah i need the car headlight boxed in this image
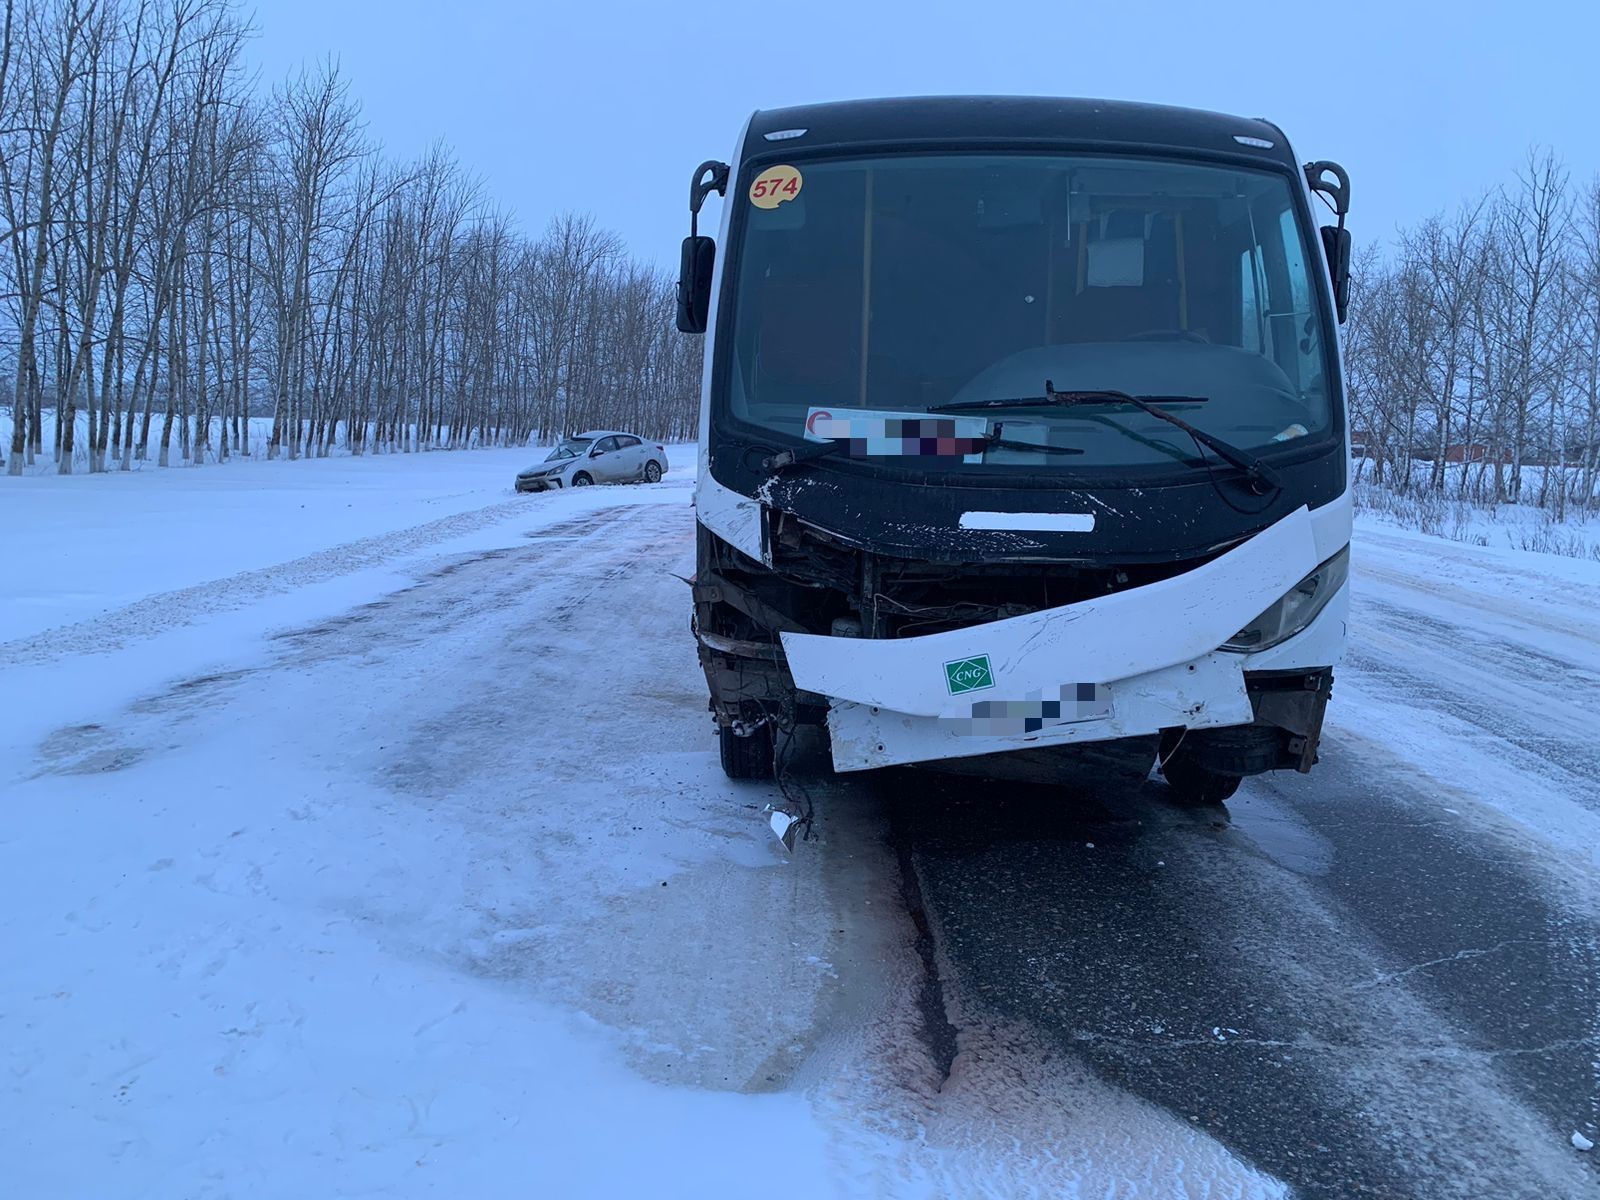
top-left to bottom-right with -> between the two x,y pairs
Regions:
1222,545 -> 1349,652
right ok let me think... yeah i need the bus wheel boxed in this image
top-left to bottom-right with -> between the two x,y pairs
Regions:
719,724 -> 774,780
1159,748 -> 1243,806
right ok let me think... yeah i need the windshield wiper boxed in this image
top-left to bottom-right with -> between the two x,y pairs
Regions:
931,383 -> 1282,496
761,427 -> 1084,476
929,390 -> 1208,413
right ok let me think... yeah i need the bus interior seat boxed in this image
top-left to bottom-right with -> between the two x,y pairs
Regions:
1061,211 -> 1186,342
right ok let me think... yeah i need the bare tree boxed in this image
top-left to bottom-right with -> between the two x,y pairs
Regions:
1,0 -> 703,484
1350,148 -> 1597,515
5,0 -> 94,476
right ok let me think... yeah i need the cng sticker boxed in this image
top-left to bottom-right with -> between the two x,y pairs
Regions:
944,655 -> 995,696
749,164 -> 802,209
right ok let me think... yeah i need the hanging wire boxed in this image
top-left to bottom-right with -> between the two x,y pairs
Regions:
760,699 -> 816,842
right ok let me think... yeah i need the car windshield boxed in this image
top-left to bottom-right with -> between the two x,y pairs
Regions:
547,438 -> 593,461
722,152 -> 1336,470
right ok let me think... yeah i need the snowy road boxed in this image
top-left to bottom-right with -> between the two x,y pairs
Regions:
4,458 -> 1598,1197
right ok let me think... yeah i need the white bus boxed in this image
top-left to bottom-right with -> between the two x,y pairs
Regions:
678,96 -> 1353,806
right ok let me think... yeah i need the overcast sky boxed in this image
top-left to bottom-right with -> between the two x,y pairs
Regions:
244,0 -> 1600,265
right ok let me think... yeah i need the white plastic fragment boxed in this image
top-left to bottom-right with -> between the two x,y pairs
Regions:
764,803 -> 801,853
1573,1130 -> 1594,1152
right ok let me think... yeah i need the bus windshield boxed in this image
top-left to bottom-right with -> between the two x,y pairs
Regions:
721,152 -> 1337,471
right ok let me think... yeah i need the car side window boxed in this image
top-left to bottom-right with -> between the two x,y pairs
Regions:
616,435 -> 640,448
593,436 -> 619,453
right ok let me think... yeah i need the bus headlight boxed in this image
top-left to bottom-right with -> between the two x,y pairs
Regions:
1222,546 -> 1349,652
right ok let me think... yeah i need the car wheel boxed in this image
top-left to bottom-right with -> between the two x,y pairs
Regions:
571,472 -> 593,486
719,724 -> 774,780
644,460 -> 662,484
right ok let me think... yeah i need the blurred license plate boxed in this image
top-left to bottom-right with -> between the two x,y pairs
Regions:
950,684 -> 1113,735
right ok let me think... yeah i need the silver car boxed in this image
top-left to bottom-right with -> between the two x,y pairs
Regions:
514,431 -> 669,492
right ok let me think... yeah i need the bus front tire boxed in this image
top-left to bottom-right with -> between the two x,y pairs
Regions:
1159,746 -> 1243,806
719,724 -> 774,780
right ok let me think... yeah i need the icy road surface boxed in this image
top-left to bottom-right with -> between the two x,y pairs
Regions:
2,452 -> 1597,1198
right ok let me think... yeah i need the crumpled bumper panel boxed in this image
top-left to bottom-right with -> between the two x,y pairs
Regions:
780,505 -> 1320,720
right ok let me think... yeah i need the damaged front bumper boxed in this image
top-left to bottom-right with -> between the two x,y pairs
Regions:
824,652 -> 1242,771
821,647 -> 1339,773
770,504 -> 1345,774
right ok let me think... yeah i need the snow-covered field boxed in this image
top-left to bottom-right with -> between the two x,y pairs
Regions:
0,412 -> 534,475
1353,470 -> 1600,561
3,452 -> 1597,1197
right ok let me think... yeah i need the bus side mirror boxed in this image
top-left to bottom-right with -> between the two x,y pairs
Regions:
1304,160 -> 1352,325
676,235 -> 716,334
1320,225 -> 1351,324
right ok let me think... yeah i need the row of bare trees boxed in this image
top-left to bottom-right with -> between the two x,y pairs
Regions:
0,0 -> 701,477
1347,149 -> 1600,515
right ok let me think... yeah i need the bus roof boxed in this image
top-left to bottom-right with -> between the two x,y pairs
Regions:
745,96 -> 1298,171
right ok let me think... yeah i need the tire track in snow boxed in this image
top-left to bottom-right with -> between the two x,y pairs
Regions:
24,505 -> 649,779
266,505 -> 641,665
0,493 -> 647,669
